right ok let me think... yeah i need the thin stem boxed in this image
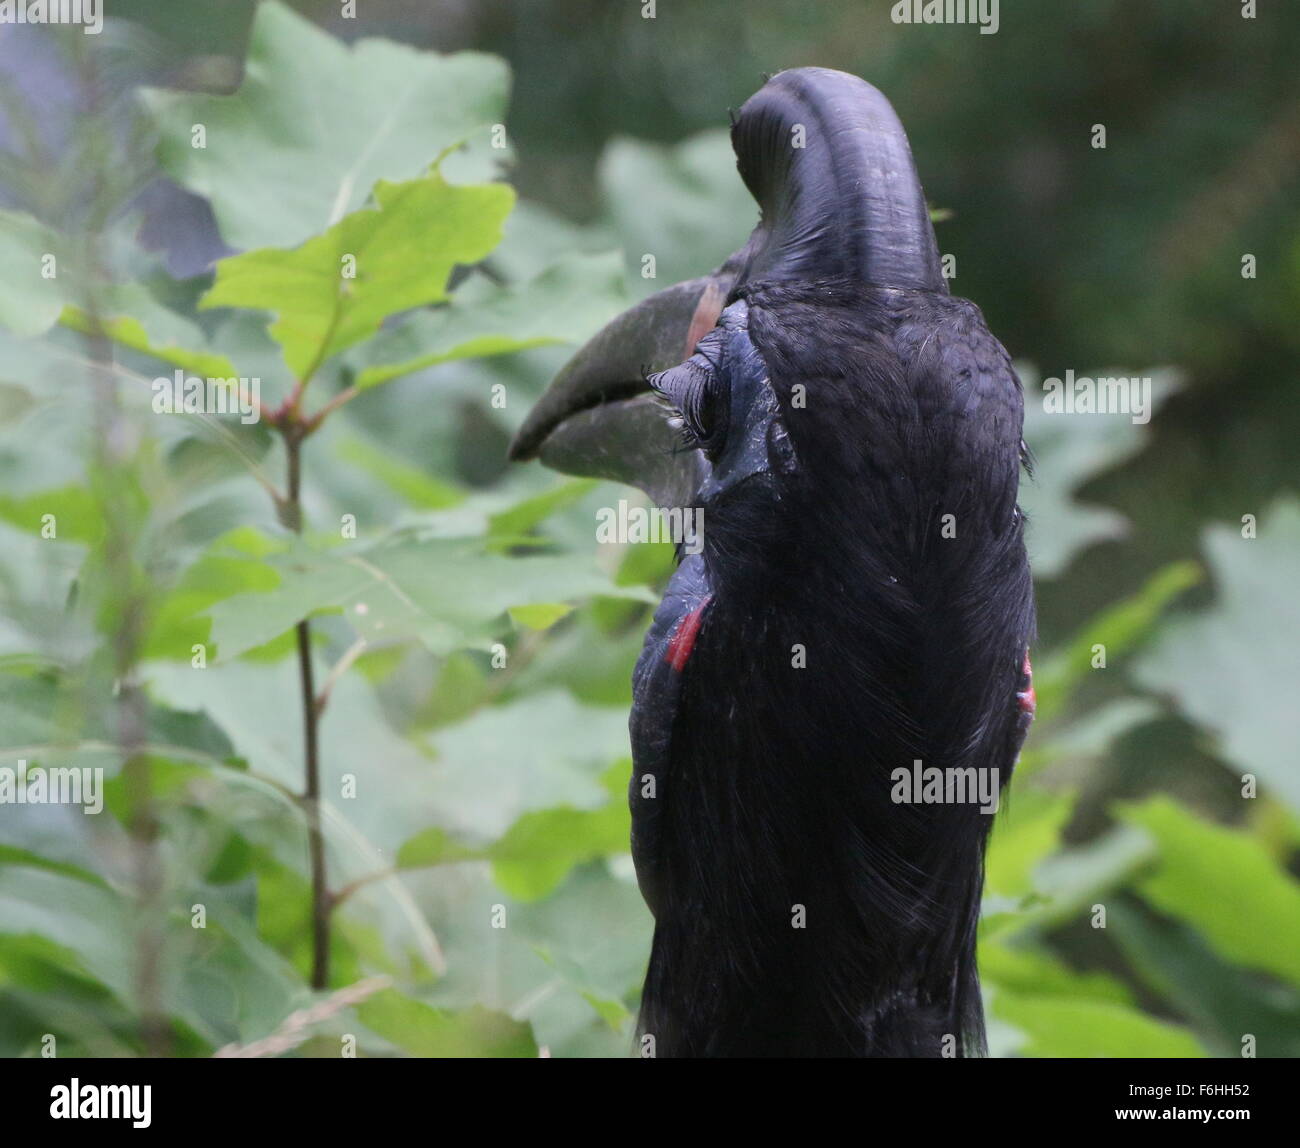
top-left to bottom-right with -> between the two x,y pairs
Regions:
69,43 -> 171,1046
316,637 -> 369,718
212,975 -> 393,1058
281,423 -> 330,990
330,856 -> 459,911
303,384 -> 360,433
298,617 -> 329,990
330,867 -> 398,910
75,142 -> 170,1062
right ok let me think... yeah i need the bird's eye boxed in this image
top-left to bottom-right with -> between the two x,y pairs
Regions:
649,355 -> 729,460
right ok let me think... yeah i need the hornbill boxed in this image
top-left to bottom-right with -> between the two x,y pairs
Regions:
510,68 -> 1035,1057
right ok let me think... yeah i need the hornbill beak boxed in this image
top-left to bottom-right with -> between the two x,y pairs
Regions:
505,268 -> 739,508
507,67 -> 945,502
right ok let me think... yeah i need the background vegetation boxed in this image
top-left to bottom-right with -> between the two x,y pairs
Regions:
0,0 -> 1296,1057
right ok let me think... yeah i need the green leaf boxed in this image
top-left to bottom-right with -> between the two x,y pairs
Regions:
580,988 -> 633,1031
396,755 -> 631,901
412,861 -> 650,1056
333,436 -> 464,511
181,906 -> 311,1046
60,300 -> 240,382
992,992 -> 1204,1057
979,939 -> 1133,1005
1019,367 -> 1179,578
140,1 -> 510,250
204,535 -> 634,659
141,658 -> 444,865
1135,498 -> 1300,813
357,989 -> 535,1057
417,651 -> 491,729
355,251 -> 627,389
488,761 -> 632,900
508,607 -> 646,708
143,530 -> 283,660
615,537 -> 677,587
983,824 -> 1156,938
0,210 -> 68,336
1017,697 -> 1162,781
424,693 -> 629,843
0,866 -> 134,1002
986,787 -> 1076,899
506,603 -> 573,630
1032,560 -> 1200,722
1115,796 -> 1300,987
1107,902 -> 1300,1059
0,934 -> 141,1057
201,174 -> 514,379
488,200 -> 617,282
0,485 -> 103,545
598,131 -> 754,300
396,828 -> 483,870
487,478 -> 599,540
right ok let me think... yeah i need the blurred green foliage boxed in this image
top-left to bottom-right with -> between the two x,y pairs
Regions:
0,1 -> 1296,1058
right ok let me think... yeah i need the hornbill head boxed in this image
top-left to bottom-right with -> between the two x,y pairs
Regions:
511,69 -> 1034,1058
510,67 -> 947,512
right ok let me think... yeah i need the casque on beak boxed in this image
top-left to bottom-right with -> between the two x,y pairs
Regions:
508,67 -> 946,506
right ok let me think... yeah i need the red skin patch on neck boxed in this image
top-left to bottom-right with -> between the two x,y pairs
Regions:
665,599 -> 710,673
1018,652 -> 1036,714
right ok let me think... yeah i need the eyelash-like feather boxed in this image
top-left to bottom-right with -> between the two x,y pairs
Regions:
652,393 -> 699,451
645,357 -> 728,456
646,365 -> 701,449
